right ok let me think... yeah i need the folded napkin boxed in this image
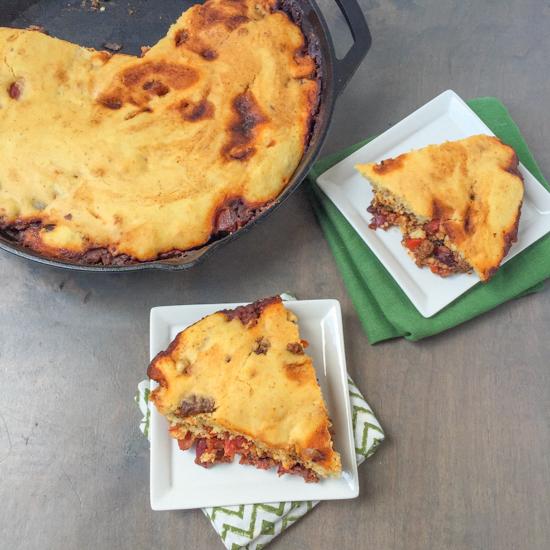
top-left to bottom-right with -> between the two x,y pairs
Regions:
136,377 -> 383,549
308,97 -> 550,343
135,294 -> 384,549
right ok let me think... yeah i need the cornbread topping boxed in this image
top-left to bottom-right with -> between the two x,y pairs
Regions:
148,296 -> 342,481
0,0 -> 319,264
356,135 -> 524,281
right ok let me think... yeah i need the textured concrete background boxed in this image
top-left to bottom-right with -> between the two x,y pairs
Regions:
1,1 -> 549,549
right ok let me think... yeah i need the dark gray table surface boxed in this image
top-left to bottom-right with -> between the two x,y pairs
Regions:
1,1 -> 549,549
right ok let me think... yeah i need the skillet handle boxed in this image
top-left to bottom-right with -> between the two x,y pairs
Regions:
332,0 -> 372,97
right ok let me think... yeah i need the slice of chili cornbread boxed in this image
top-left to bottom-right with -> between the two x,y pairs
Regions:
356,134 -> 524,280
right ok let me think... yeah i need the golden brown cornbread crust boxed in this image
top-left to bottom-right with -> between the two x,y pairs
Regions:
0,0 -> 319,264
356,135 -> 524,281
148,296 -> 341,479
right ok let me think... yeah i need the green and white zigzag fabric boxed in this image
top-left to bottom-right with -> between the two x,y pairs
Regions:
135,294 -> 384,549
135,375 -> 383,549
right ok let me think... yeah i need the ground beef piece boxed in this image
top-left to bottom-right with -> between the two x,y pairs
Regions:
413,239 -> 434,262
277,464 -> 319,483
239,455 -> 277,470
286,342 -> 304,354
451,254 -> 472,272
182,432 -> 320,481
221,296 -> 281,326
424,219 -> 440,234
176,395 -> 216,417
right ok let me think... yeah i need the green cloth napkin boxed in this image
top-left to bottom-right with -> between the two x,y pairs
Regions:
308,97 -> 550,343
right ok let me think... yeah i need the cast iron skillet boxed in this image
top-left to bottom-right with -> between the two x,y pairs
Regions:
0,0 -> 371,271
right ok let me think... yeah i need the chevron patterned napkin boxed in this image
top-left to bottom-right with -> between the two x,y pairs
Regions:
135,295 -> 384,549
136,376 -> 383,549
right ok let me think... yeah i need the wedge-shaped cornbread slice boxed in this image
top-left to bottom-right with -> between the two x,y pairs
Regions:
356,135 -> 524,281
148,296 -> 341,482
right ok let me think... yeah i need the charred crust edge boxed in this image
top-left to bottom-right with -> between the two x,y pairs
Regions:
0,199 -> 264,266
488,198 -> 522,281
502,152 -> 524,258
274,0 -> 322,148
211,196 -> 273,237
220,296 -> 282,326
485,151 -> 524,281
147,333 -> 184,386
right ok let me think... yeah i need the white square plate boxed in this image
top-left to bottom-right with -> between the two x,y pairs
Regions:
317,90 -> 550,317
149,299 -> 358,510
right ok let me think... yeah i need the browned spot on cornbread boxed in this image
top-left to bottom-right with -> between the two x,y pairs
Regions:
222,91 -> 268,161
372,156 -> 404,175
175,394 -> 216,416
221,296 -> 281,326
176,98 -> 215,121
284,362 -> 308,383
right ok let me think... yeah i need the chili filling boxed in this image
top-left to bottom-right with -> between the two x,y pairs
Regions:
367,199 -> 472,277
177,431 -> 319,483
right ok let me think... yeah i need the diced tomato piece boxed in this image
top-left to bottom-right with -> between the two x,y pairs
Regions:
209,437 -> 225,451
195,439 -> 208,460
233,436 -> 247,450
224,438 -> 238,458
405,238 -> 423,251
177,431 -> 195,451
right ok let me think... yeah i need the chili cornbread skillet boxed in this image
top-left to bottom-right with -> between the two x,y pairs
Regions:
0,0 -> 371,271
